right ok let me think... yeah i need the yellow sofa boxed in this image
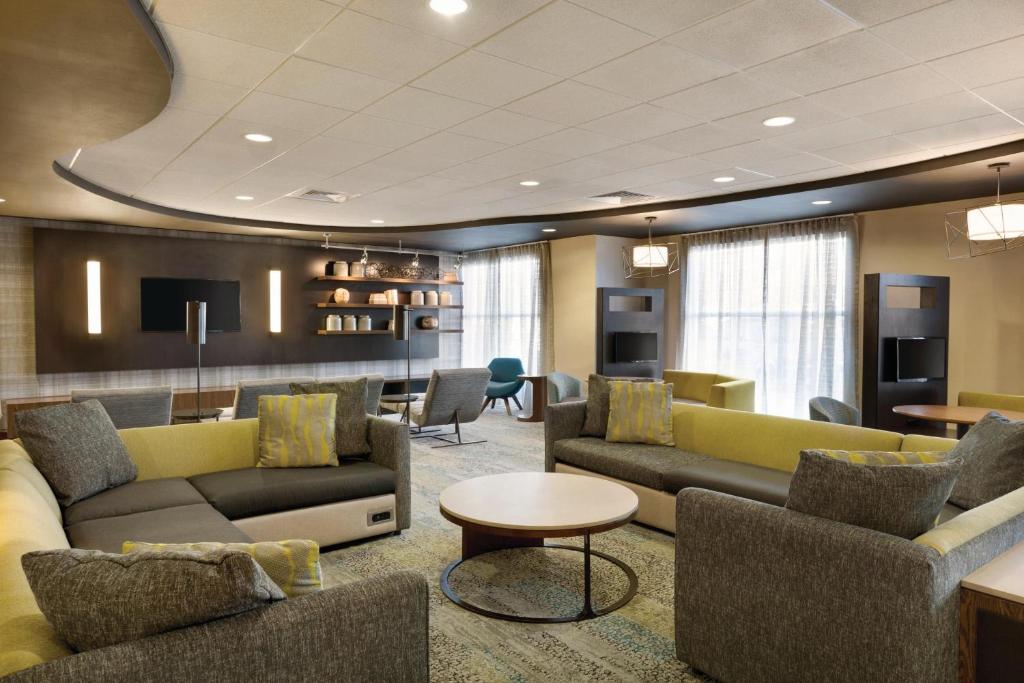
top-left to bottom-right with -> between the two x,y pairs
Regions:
958,390 -> 1024,413
661,370 -> 755,412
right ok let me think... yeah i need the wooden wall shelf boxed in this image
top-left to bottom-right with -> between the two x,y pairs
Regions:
316,330 -> 393,336
313,303 -> 463,309
314,276 -> 463,286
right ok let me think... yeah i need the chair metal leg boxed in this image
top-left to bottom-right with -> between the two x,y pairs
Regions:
424,412 -> 486,448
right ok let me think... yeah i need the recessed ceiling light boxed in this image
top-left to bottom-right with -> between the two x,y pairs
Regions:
0,198 -> 6,203
542,228 -> 556,233
244,133 -> 273,143
712,176 -> 735,183
371,219 -> 385,224
519,180 -> 540,187
812,199 -> 832,205
762,116 -> 795,127
235,195 -> 254,201
429,0 -> 468,15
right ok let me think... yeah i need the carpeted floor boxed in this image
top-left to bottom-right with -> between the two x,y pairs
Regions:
322,409 -> 708,682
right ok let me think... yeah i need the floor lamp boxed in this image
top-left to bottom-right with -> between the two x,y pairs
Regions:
186,300 -> 206,421
392,304 -> 411,402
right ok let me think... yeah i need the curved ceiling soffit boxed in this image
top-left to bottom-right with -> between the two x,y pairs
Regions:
52,1 -> 1024,236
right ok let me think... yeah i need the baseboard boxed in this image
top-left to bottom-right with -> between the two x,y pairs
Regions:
555,463 -> 676,533
232,494 -> 397,546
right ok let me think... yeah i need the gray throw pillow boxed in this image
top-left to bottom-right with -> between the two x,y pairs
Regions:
580,374 -> 655,437
16,400 -> 137,507
785,450 -> 962,539
21,548 -> 285,652
948,411 -> 1024,509
291,379 -> 370,457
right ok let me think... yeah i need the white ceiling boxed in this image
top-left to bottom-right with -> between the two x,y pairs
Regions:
60,0 -> 1024,229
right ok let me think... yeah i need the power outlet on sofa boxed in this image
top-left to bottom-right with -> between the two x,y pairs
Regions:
368,509 -> 393,525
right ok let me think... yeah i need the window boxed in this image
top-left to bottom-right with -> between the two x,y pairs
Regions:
461,243 -> 551,373
680,217 -> 858,417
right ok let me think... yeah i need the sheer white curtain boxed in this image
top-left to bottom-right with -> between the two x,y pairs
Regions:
679,216 -> 859,417
461,242 -> 553,374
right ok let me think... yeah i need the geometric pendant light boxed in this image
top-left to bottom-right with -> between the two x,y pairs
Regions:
945,162 -> 1024,258
623,216 -> 680,278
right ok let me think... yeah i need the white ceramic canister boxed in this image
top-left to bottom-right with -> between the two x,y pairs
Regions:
334,261 -> 349,277
325,314 -> 342,331
424,290 -> 439,306
439,291 -> 453,306
350,262 -> 366,278
410,290 -> 425,306
342,315 -> 357,331
357,315 -> 372,331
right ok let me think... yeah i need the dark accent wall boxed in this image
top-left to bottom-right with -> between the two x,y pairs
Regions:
596,287 -> 665,379
862,273 -> 950,432
33,228 -> 441,373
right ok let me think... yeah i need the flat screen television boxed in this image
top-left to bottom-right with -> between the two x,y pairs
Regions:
140,278 -> 241,332
896,337 -> 946,382
614,332 -> 658,363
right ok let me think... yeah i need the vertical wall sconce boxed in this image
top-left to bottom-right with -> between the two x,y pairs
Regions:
269,269 -> 282,333
86,260 -> 101,334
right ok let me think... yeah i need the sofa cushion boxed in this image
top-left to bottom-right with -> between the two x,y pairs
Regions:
66,503 -> 251,553
257,394 -> 338,468
581,374 -> 656,438
938,502 -> 965,524
63,478 -> 207,527
291,380 -> 371,457
606,381 -> 674,446
553,437 -> 710,491
188,461 -> 396,520
662,460 -> 793,506
949,411 -> 1024,509
15,400 -> 137,507
21,548 -> 283,652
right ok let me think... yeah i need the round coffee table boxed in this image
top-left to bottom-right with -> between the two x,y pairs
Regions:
439,472 -> 639,623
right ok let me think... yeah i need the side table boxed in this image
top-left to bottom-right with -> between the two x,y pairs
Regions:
959,540 -> 1024,682
171,408 -> 224,424
516,375 -> 547,423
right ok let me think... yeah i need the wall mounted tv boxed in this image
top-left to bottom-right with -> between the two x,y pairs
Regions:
140,278 -> 241,332
895,337 -> 946,382
614,332 -> 658,363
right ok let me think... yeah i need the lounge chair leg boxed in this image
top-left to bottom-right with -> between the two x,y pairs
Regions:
511,394 -> 523,410
503,398 -> 512,415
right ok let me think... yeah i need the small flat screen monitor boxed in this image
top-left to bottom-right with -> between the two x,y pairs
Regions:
614,332 -> 658,363
140,278 -> 241,332
896,337 -> 946,382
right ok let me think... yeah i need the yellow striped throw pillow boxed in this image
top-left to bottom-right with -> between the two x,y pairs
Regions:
122,539 -> 322,598
606,381 -> 674,446
809,449 -> 953,465
257,393 -> 338,467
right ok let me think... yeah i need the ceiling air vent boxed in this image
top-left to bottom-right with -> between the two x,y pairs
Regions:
288,188 -> 355,204
588,190 -> 654,205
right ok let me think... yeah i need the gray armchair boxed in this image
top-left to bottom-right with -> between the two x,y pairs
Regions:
320,374 -> 385,415
231,377 -> 314,420
546,372 -> 582,404
410,368 -> 490,448
70,386 -> 172,428
809,395 -> 861,426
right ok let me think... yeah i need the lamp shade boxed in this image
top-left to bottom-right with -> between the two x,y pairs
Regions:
186,301 -> 206,345
632,244 -> 669,268
966,202 -> 1024,241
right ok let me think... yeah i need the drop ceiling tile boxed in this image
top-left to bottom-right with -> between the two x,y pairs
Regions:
740,153 -> 837,178
363,87 -> 489,128
259,58 -> 400,111
806,65 -> 961,117
227,92 -> 351,133
574,43 -> 733,101
663,0 -> 857,69
653,74 -> 797,122
584,142 -> 682,170
472,145 -> 572,175
273,136 -> 391,176
570,0 -> 747,37
871,0 -> 1024,61
860,92 -> 999,134
322,114 -> 437,149
477,1 -> 653,77
899,113 -> 1024,148
504,81 -> 639,125
401,132 -> 508,165
90,107 -> 218,168
713,98 -> 845,139
521,128 -> 625,157
818,135 -> 922,164
745,31 -> 915,96
163,118 -> 311,178
535,156 -> 638,182
157,23 -> 284,88
679,167 -> 770,190
412,50 -> 560,106
771,118 -> 887,152
632,177 -> 706,197
450,110 -> 565,145
698,140 -> 795,167
974,77 -> 1024,112
325,161 -> 426,195
348,0 -> 548,46
354,147 -> 454,177
593,156 -> 720,188
649,123 -> 758,156
578,104 -> 699,142
821,0 -> 947,26
298,10 -> 463,83
216,165 -> 330,202
363,175 -> 476,206
152,0 -> 339,53
138,169 -> 228,203
168,76 -> 248,117
433,162 -> 522,184
929,35 -> 1024,89
71,156 -> 160,194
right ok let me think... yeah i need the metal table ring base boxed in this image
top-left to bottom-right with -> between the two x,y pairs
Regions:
440,540 -> 639,623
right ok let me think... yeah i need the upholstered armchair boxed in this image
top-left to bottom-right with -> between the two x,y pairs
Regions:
231,377 -> 314,419
809,396 -> 861,426
547,372 -> 582,404
483,358 -> 526,415
661,370 -> 755,412
70,386 -> 173,428
958,390 -> 1024,412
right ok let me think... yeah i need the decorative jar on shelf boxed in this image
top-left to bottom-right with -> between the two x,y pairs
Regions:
325,314 -> 342,332
332,288 -> 350,303
357,315 -> 372,331
418,316 -> 439,330
410,290 -> 425,306
385,289 -> 399,304
425,290 -> 439,306
439,291 -> 453,306
368,292 -> 387,305
342,315 -> 357,331
350,262 -> 366,278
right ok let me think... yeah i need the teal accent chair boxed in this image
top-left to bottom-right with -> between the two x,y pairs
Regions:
483,357 -> 525,415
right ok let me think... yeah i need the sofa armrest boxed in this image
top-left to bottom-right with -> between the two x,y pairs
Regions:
544,400 -> 586,472
7,571 -> 429,683
707,379 -> 755,412
675,488 -> 950,683
367,416 -> 411,530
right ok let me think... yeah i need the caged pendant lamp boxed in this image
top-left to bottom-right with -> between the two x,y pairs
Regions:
945,162 -> 1024,258
623,216 -> 679,279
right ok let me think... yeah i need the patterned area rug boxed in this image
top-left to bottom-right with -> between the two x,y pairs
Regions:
321,410 -> 708,682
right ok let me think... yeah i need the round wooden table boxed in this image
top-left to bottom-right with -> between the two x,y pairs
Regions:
439,472 -> 639,623
515,374 -> 547,423
171,408 -> 223,424
379,394 -> 420,424
893,404 -> 1024,438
